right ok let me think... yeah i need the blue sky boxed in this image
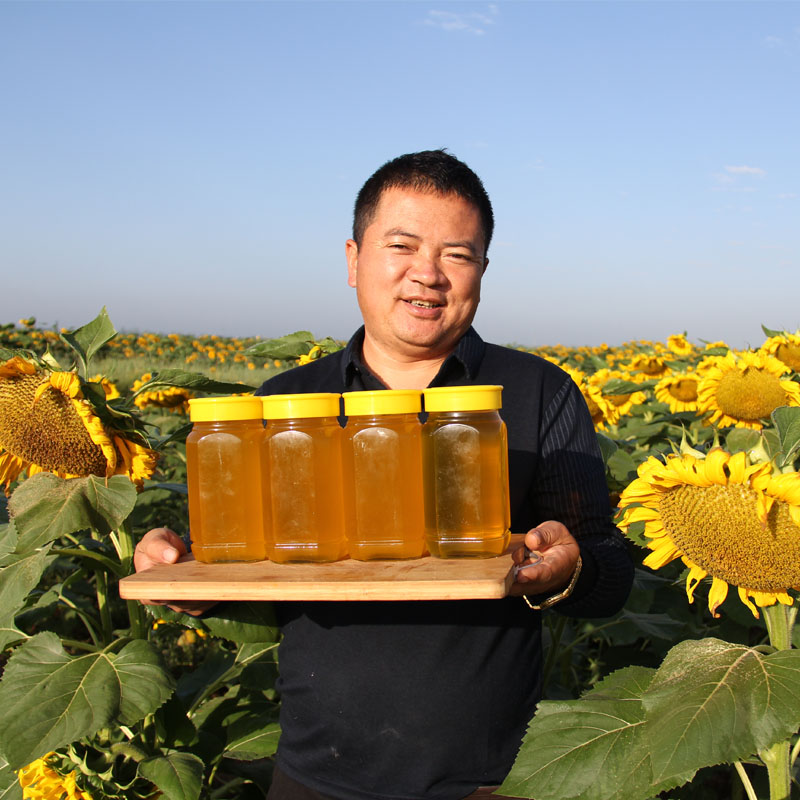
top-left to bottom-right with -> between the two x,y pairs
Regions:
2,1 -> 798,349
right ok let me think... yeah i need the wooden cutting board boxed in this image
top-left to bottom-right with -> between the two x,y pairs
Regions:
119,534 -> 525,602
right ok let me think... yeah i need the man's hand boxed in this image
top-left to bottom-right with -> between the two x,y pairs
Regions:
134,527 -> 216,616
509,520 -> 580,597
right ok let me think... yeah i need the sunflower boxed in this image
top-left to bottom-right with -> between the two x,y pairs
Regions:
588,368 -> 647,418
618,449 -> 800,618
89,374 -> 120,401
760,332 -> 800,373
563,366 -> 618,430
132,373 -> 192,413
17,753 -> 94,800
629,353 -> 670,378
697,351 -> 800,429
666,333 -> 693,357
0,357 -> 157,489
654,372 -> 701,413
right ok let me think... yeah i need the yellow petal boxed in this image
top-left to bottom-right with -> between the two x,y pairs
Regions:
737,587 -> 761,619
703,448 -> 729,485
708,576 -> 729,618
643,539 -> 681,569
685,563 -> 707,604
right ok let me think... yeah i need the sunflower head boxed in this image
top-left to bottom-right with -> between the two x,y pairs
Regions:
132,373 -> 193,413
0,357 -> 157,490
629,354 -> 670,378
654,373 -> 701,413
697,351 -> 800,430
618,448 -> 800,618
760,332 -> 800,374
666,333 -> 693,357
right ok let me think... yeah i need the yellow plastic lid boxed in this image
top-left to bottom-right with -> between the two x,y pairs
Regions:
261,392 -> 341,420
189,396 -> 263,422
343,390 -> 422,416
423,385 -> 503,412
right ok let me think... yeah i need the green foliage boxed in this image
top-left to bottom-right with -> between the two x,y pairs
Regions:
131,369 -> 257,397
10,473 -> 137,552
502,639 -> 800,799
0,633 -> 174,768
60,307 -> 117,378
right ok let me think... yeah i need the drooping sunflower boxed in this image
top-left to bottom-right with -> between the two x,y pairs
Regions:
697,351 -> 800,429
618,449 -> 800,617
0,357 -> 157,489
759,332 -> 800,374
132,372 -> 192,413
17,753 -> 94,800
654,372 -> 701,413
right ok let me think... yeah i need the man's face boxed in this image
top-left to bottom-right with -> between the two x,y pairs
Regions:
346,187 -> 487,361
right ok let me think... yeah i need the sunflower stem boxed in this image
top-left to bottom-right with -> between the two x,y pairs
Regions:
791,736 -> 800,769
759,605 -> 795,800
91,529 -> 113,644
763,603 -> 795,652
542,615 -> 568,692
733,760 -> 759,800
760,739 -> 791,800
115,519 -> 147,639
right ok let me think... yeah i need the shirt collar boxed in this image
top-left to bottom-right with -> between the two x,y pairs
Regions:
340,326 -> 485,389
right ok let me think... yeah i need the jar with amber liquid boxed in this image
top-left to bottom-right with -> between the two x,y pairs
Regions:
186,396 -> 267,563
342,390 -> 426,560
421,385 -> 511,558
261,392 -> 347,563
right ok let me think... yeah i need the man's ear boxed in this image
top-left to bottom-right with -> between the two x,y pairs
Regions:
482,257 -> 489,275
346,239 -> 358,287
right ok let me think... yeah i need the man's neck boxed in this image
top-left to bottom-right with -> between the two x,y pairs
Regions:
360,334 -> 450,390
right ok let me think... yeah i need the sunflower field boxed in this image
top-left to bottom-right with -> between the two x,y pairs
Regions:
1,310 -> 799,800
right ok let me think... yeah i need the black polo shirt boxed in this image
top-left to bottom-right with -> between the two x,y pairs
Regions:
256,327 -> 633,800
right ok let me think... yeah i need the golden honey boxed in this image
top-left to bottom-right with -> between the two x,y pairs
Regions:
342,390 -> 426,560
186,396 -> 267,563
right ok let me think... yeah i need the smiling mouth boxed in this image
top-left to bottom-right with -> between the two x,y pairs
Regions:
405,299 -> 443,309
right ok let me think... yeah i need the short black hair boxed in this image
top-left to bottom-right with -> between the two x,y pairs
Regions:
352,149 -> 494,254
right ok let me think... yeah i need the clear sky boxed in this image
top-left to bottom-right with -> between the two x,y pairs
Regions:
2,0 -> 798,349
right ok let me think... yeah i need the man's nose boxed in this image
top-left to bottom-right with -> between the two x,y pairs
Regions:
406,250 -> 445,285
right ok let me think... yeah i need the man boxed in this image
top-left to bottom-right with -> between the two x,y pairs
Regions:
135,150 -> 634,800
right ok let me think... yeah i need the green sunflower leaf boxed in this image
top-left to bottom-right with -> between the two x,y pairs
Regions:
0,519 -> 17,562
0,632 -> 174,768
112,640 -> 177,725
223,697 -> 281,760
642,637 -> 800,785
595,432 -> 618,466
9,473 -> 137,552
0,546 -> 51,649
59,307 -> 116,377
499,665 -> 695,800
133,369 -> 256,395
0,756 -> 22,800
600,378 -> 647,396
771,406 -> 800,465
762,324 -> 786,338
138,752 -> 204,800
201,601 -> 280,644
723,427 -> 761,455
245,331 -> 316,360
